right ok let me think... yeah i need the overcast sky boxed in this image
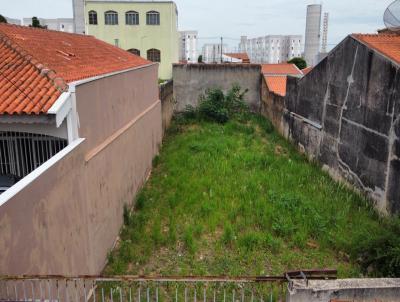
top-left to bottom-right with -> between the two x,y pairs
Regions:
1,0 -> 395,50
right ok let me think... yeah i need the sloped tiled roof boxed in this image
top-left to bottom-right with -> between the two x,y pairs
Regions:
352,34 -> 400,65
261,63 -> 302,75
0,24 -> 151,115
264,75 -> 287,97
224,53 -> 250,62
301,66 -> 313,75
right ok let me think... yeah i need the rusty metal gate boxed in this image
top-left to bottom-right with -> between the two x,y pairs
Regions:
0,270 -> 336,302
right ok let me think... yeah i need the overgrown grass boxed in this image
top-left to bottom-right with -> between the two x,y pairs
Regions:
105,115 -> 400,278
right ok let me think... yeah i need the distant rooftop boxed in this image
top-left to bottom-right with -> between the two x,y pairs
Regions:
261,63 -> 302,76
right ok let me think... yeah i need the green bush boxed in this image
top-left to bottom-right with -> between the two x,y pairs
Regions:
184,85 -> 249,124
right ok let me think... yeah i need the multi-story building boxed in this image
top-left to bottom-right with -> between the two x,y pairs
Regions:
78,0 -> 179,79
239,35 -> 303,64
23,18 -> 74,33
304,4 -> 322,67
202,43 -> 228,63
179,30 -> 198,63
5,17 -> 21,25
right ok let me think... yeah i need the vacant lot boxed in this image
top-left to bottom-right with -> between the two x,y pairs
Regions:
105,115 -> 399,278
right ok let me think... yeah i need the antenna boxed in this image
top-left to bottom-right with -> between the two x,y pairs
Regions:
384,0 -> 400,31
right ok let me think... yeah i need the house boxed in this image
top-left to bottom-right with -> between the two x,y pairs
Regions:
23,17 -> 75,33
0,23 -> 162,274
222,53 -> 250,64
78,0 -> 179,80
263,33 -> 400,215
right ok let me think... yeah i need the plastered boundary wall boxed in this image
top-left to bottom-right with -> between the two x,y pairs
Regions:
262,36 -> 400,215
0,64 -> 162,275
286,279 -> 400,302
173,64 -> 262,112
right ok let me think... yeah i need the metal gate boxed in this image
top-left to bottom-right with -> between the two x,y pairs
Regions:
0,131 -> 68,179
0,270 -> 337,302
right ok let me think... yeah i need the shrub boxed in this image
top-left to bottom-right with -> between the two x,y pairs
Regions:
222,223 -> 235,246
184,85 -> 249,124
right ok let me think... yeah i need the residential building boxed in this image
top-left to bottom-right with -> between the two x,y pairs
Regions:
304,4 -> 322,66
5,17 -> 21,25
179,30 -> 198,63
81,0 -> 179,79
0,23 -> 162,274
262,33 -> 400,214
261,63 -> 303,97
23,17 -> 74,33
73,0 -> 85,34
202,43 -> 228,63
222,53 -> 250,63
239,35 -> 303,64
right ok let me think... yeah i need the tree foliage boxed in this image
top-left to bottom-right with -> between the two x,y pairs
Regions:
288,57 -> 307,70
197,55 -> 203,63
31,17 -> 46,28
0,15 -> 7,23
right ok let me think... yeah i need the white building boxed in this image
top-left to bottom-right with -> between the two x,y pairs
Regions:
23,18 -> 74,33
179,30 -> 198,63
5,17 -> 21,25
202,43 -> 228,63
239,35 -> 303,64
72,0 -> 85,34
304,4 -> 322,67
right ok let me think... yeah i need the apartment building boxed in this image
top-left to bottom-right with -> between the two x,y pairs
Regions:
5,17 -> 21,25
23,18 -> 74,33
202,43 -> 228,63
179,30 -> 198,63
80,0 -> 179,79
239,35 -> 303,64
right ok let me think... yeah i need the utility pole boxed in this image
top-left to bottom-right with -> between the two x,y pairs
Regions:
220,37 -> 223,63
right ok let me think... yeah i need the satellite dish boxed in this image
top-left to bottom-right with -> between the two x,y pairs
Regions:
384,0 -> 400,31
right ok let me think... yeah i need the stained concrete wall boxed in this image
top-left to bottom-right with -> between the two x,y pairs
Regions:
261,35 -> 400,215
287,279 -> 400,302
160,80 -> 174,133
173,64 -> 262,112
0,64 -> 162,274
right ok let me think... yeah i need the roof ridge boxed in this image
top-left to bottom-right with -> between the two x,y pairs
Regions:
0,32 -> 68,93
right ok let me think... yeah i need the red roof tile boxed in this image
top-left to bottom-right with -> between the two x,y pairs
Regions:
264,75 -> 287,97
352,34 -> 400,65
261,63 -> 302,75
0,24 -> 151,115
302,66 -> 313,75
224,53 -> 250,63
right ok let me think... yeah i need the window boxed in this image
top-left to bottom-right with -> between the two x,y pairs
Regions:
126,11 -> 139,25
128,48 -> 141,56
105,11 -> 118,25
147,48 -> 161,62
146,11 -> 160,25
114,39 -> 119,47
88,10 -> 98,25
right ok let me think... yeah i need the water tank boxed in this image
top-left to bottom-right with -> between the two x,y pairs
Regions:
304,4 -> 322,67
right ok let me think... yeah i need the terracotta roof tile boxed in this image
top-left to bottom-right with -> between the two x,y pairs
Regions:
301,66 -> 313,75
264,75 -> 287,97
261,63 -> 302,75
352,34 -> 400,65
0,24 -> 151,115
224,53 -> 250,63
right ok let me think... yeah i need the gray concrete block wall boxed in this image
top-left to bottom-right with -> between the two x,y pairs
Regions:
173,64 -> 261,112
263,35 -> 400,215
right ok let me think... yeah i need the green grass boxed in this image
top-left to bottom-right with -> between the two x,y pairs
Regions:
105,115 -> 399,278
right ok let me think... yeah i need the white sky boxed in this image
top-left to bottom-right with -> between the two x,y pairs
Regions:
0,0 -> 395,50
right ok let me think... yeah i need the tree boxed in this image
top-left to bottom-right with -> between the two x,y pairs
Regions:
288,57 -> 307,70
198,55 -> 203,63
31,17 -> 46,28
0,15 -> 7,23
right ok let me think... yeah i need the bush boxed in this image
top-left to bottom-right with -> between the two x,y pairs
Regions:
184,85 -> 249,124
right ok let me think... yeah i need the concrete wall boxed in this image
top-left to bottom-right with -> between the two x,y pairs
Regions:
0,64 -> 162,274
287,279 -> 400,302
173,64 -> 262,112
261,35 -> 400,215
160,80 -> 174,133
